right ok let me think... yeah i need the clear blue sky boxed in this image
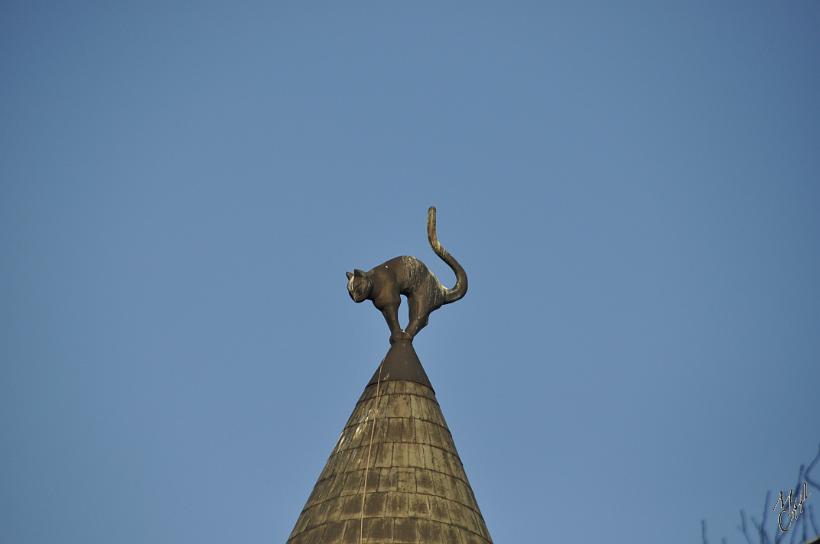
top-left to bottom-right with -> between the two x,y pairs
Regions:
2,2 -> 818,543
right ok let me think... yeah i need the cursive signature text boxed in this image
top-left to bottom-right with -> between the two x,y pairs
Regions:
772,481 -> 810,532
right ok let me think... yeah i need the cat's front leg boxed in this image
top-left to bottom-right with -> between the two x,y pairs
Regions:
378,304 -> 403,339
380,304 -> 412,344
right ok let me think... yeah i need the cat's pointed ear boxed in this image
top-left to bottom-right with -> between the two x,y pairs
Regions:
346,271 -> 353,280
354,268 -> 365,276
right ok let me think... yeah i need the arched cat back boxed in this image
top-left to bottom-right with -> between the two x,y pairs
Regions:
346,206 -> 468,344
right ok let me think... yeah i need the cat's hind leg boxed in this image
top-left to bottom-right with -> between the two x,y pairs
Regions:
404,296 -> 430,339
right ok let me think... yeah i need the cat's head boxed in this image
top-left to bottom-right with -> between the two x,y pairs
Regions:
346,269 -> 371,302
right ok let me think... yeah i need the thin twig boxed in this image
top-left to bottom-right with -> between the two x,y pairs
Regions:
738,509 -> 755,544
808,503 -> 818,537
761,490 -> 772,544
753,515 -> 768,544
805,443 -> 820,492
789,511 -> 802,544
800,508 -> 809,542
717,446 -> 820,544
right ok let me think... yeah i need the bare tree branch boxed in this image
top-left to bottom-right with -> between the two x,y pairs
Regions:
706,446 -> 820,544
789,510 -> 803,544
809,503 -> 818,537
806,443 -> 820,492
753,515 -> 769,544
738,509 -> 755,544
802,507 -> 808,544
761,490 -> 772,544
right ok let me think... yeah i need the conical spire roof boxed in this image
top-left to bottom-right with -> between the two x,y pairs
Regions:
288,340 -> 493,543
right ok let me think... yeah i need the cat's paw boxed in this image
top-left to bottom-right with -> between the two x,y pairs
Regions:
390,330 -> 412,344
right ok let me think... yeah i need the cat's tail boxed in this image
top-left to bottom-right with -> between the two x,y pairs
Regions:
427,206 -> 468,304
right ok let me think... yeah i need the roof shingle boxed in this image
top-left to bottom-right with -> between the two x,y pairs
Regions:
288,342 -> 492,544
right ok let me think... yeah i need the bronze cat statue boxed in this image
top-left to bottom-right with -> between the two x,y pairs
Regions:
346,207 -> 467,344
